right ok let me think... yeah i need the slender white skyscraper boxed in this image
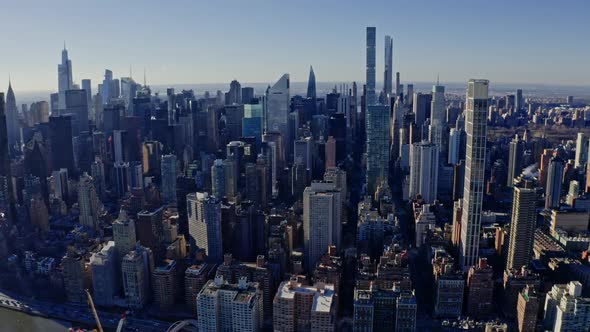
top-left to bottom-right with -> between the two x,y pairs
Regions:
58,44 -> 74,110
448,128 -> 461,165
383,35 -> 393,98
409,141 -> 439,203
574,132 -> 588,169
366,27 -> 376,105
459,79 -> 489,270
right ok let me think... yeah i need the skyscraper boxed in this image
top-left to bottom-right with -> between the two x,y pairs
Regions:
507,134 -> 524,187
49,115 -> 75,175
574,132 -> 588,169
366,27 -> 376,106
58,44 -> 74,110
187,192 -> 222,262
160,154 -> 177,204
90,241 -> 118,306
307,65 -> 316,100
303,181 -> 342,270
122,246 -> 154,309
0,93 -> 15,221
430,81 -> 446,157
459,79 -> 489,270
266,74 -> 289,154
409,141 -> 439,203
507,178 -> 537,270
365,105 -> 390,195
545,157 -> 564,209
113,209 -> 137,261
383,35 -> 393,98
78,173 -> 102,230
515,88 -> 523,112
65,89 -> 90,134
227,80 -> 242,105
5,81 -> 19,148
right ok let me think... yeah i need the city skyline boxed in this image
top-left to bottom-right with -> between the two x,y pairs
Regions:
2,0 -> 590,92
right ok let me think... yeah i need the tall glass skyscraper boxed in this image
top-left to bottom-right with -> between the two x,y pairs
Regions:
58,44 -> 73,110
306,65 -> 316,100
383,35 -> 393,97
366,27 -> 376,106
459,79 -> 489,270
365,105 -> 390,195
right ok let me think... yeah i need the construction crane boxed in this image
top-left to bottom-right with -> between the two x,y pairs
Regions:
84,289 -> 104,332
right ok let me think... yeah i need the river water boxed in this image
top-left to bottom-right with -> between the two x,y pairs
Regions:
0,306 -> 72,332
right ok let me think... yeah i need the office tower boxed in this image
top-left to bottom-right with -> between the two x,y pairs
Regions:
466,258 -> 494,317
409,141 -> 439,203
228,80 -> 241,105
303,182 -> 342,270
142,141 -> 162,177
545,157 -> 564,209
136,206 -> 164,255
65,89 -> 89,134
517,285 -> 540,332
515,89 -> 523,112
366,27 -> 376,106
122,246 -> 154,309
160,154 -> 177,204
0,94 -> 15,221
266,73 -> 289,138
113,130 -> 128,163
5,81 -> 19,149
448,128 -> 461,165
113,161 -> 129,197
152,259 -> 178,310
78,173 -> 102,230
184,263 -> 214,313
307,65 -> 317,100
51,168 -> 69,201
274,278 -> 337,332
412,92 -> 432,134
197,277 -> 263,332
507,134 -> 524,187
243,104 -> 263,145
127,161 -> 143,191
29,196 -> 49,233
90,241 -> 117,306
430,81 -> 446,149
211,159 -> 226,198
396,291 -> 418,332
325,136 -> 336,169
365,105 -> 390,195
507,178 -> 536,270
49,115 -> 75,174
574,132 -> 588,168
224,105 -> 244,141
187,192 -> 222,262
101,69 -> 115,104
241,87 -> 254,104
459,79 -> 489,270
223,158 -> 238,200
383,35 -> 393,97
544,281 -> 590,331
58,44 -> 74,110
81,79 -> 92,109
323,167 -> 347,201
62,251 -> 89,303
539,149 -> 554,187
113,209 -> 137,261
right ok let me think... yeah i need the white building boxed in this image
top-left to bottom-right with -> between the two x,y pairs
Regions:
197,276 -> 263,332
415,205 -> 436,247
544,281 -> 590,331
409,141 -> 439,203
303,182 -> 342,270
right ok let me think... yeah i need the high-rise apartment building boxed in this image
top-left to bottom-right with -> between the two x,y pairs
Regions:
459,79 -> 489,270
152,259 -> 178,310
517,285 -> 540,332
274,278 -> 337,332
160,154 -> 177,204
466,258 -> 494,317
197,277 -> 263,332
383,35 -> 393,98
507,134 -> 524,187
545,157 -> 564,209
122,246 -> 154,309
366,27 -> 376,106
574,132 -> 588,168
544,281 -> 590,332
507,178 -> 537,270
90,241 -> 118,306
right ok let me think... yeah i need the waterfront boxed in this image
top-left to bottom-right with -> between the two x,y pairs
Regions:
0,306 -> 71,332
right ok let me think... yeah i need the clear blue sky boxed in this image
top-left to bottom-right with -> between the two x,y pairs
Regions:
2,0 -> 589,91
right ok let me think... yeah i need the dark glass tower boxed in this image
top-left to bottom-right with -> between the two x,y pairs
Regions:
0,93 -> 15,221
306,65 -> 316,100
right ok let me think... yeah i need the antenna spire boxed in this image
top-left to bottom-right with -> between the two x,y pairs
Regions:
436,73 -> 439,86
143,67 -> 147,86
